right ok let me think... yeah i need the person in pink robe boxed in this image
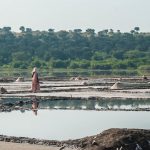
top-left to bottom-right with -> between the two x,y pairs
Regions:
31,67 -> 40,93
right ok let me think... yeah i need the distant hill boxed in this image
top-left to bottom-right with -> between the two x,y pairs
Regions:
0,26 -> 149,72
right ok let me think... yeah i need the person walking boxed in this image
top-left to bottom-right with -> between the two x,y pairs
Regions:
31,67 -> 40,93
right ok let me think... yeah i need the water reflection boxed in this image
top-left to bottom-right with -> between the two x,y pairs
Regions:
31,97 -> 39,116
22,99 -> 150,111
0,110 -> 149,140
1,97 -> 150,111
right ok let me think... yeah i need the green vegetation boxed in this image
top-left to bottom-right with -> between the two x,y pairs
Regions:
0,26 -> 149,73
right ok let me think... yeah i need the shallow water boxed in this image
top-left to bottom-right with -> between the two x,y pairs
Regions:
2,98 -> 150,110
0,110 -> 149,140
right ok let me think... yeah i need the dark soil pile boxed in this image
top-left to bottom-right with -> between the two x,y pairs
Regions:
68,128 -> 150,150
0,128 -> 150,150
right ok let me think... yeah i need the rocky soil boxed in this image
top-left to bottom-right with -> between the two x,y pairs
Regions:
72,128 -> 150,150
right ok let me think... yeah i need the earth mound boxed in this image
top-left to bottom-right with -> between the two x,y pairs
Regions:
69,128 -> 150,150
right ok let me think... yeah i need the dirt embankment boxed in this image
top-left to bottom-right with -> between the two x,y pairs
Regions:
0,128 -> 150,150
73,128 -> 150,150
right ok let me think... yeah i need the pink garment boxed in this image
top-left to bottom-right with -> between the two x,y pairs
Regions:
32,100 -> 39,115
31,71 -> 40,92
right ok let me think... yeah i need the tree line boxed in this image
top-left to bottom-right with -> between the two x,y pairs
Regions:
0,26 -> 149,72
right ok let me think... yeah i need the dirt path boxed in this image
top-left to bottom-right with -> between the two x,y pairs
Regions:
0,142 -> 77,150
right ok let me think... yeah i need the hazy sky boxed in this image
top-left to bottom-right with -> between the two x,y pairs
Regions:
0,0 -> 150,32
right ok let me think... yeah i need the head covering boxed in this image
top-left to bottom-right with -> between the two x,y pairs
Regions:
32,67 -> 37,73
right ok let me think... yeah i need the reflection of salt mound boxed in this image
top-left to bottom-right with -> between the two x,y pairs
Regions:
110,82 -> 122,90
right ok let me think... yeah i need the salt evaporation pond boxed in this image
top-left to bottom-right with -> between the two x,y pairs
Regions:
0,109 -> 150,140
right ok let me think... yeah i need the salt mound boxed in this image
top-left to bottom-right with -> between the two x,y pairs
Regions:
110,82 -> 122,90
16,77 -> 24,82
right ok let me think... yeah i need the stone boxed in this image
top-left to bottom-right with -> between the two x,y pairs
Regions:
92,140 -> 98,146
70,77 -> 75,81
0,87 -> 8,94
142,75 -> 148,80
59,146 -> 66,150
82,81 -> 88,86
75,77 -> 82,80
